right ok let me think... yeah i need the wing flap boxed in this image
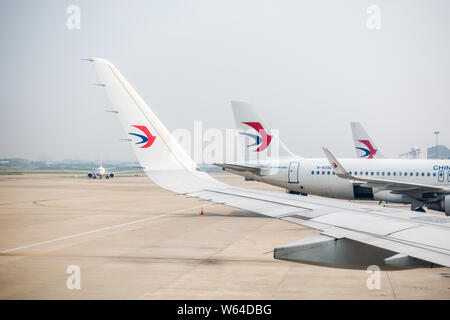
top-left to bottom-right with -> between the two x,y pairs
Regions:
189,189 -> 312,218
311,211 -> 418,236
322,228 -> 450,267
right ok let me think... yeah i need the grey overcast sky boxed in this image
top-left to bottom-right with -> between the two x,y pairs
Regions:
0,0 -> 449,162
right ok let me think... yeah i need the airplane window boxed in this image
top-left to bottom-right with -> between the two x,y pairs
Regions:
360,172 -> 363,175
382,172 -> 385,176
427,173 -> 430,176
322,171 -> 325,175
387,172 -> 390,176
316,171 -> 320,175
311,171 -> 314,175
433,173 -> 436,177
371,172 -> 374,176
410,172 -> 413,176
333,172 -> 335,175
349,171 -> 352,175
416,172 -> 419,176
376,172 -> 379,176
327,171 -> 330,175
354,171 -> 357,175
365,172 -> 368,175
393,172 -> 396,176
405,172 -> 408,176
421,172 -> 424,176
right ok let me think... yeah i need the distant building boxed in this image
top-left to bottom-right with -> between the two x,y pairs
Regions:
399,147 -> 422,159
427,145 -> 450,159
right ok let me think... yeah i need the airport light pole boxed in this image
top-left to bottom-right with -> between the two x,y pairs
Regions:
434,131 -> 440,159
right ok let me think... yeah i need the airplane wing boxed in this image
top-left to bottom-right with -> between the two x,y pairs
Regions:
88,57 -> 450,269
323,147 -> 450,195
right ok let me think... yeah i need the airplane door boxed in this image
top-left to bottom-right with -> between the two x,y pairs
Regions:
288,162 -> 300,183
438,171 -> 444,182
447,171 -> 450,182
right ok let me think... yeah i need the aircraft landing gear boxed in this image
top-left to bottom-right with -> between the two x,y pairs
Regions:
411,199 -> 426,213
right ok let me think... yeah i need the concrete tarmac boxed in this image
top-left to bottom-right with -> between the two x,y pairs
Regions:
0,173 -> 449,299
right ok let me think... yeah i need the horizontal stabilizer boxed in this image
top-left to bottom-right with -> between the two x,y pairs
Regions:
214,163 -> 261,175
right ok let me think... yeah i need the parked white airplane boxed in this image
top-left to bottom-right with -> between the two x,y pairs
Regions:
88,57 -> 450,269
218,101 -> 450,214
350,122 -> 385,159
87,160 -> 115,179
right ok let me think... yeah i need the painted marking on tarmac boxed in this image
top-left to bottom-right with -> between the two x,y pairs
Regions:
0,204 -> 214,254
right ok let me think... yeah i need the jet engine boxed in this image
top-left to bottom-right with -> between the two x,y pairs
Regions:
427,195 -> 450,216
109,172 -> 115,178
87,173 -> 94,178
373,190 -> 410,204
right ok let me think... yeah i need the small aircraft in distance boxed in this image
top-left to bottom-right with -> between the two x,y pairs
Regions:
87,160 -> 115,179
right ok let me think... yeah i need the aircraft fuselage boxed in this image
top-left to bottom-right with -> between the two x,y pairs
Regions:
228,158 -> 450,206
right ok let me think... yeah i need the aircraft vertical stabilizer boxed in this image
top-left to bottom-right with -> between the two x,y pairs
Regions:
231,101 -> 297,162
350,122 -> 384,159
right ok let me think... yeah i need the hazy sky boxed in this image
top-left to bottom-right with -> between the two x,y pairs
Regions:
0,0 -> 449,162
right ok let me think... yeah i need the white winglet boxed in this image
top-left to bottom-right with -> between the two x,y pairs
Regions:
89,58 -> 225,193
322,147 -> 350,178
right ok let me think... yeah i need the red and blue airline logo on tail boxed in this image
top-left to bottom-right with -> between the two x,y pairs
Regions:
128,125 -> 156,148
356,140 -> 377,159
239,122 -> 272,152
